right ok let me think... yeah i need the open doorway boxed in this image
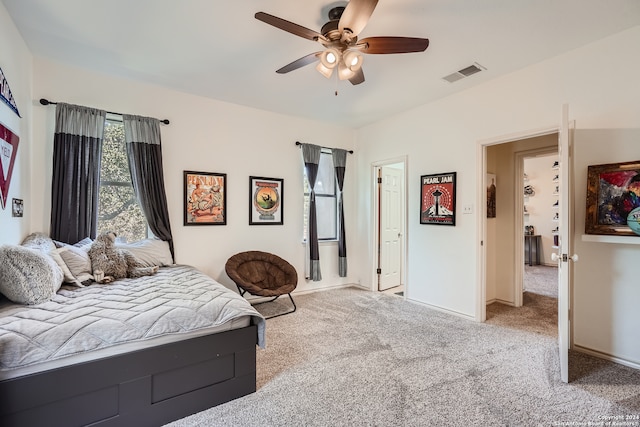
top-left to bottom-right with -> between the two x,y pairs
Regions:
480,107 -> 573,383
373,159 -> 406,297
483,134 -> 559,333
522,151 -> 560,299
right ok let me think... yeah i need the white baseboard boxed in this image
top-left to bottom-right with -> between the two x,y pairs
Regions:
490,298 -> 515,307
406,298 -> 476,321
573,344 -> 640,370
245,282 -> 357,304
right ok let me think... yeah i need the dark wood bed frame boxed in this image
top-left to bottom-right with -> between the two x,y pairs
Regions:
0,324 -> 258,427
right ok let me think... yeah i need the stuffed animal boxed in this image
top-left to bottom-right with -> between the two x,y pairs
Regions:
88,232 -> 158,283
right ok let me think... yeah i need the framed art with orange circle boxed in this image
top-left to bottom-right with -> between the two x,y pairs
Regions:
249,176 -> 283,225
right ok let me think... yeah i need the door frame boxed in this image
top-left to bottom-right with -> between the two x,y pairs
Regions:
371,156 -> 408,295
476,125 -> 559,322
514,146 -> 559,307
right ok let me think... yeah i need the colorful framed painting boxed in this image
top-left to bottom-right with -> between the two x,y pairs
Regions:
184,171 -> 227,225
249,176 -> 283,225
585,160 -> 640,236
420,172 -> 456,226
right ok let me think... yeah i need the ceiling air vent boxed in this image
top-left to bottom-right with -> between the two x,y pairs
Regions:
442,62 -> 485,83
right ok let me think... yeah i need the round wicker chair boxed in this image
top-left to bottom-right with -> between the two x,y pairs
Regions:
225,251 -> 297,318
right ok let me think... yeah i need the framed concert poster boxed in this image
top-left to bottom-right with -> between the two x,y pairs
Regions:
249,176 -> 283,225
420,172 -> 456,226
184,171 -> 227,225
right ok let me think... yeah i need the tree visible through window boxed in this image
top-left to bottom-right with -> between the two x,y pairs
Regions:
304,151 -> 338,241
97,118 -> 148,242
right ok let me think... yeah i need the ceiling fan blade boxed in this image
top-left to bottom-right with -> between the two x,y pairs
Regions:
276,52 -> 322,74
357,37 -> 429,54
349,68 -> 365,85
255,12 -> 325,42
339,0 -> 379,37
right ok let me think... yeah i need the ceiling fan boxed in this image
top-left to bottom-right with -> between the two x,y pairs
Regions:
255,0 -> 429,86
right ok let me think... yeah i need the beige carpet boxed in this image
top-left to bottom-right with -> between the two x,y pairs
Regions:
167,287 -> 640,427
524,265 -> 558,298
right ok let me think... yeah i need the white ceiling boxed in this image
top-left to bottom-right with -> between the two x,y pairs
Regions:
3,0 -> 640,128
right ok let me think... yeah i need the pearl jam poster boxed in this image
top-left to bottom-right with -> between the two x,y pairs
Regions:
420,172 -> 456,226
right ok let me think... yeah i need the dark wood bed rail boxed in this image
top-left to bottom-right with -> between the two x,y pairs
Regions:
0,324 -> 258,427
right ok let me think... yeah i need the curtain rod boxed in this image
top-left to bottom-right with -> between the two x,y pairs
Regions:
39,98 -> 170,125
295,141 -> 353,154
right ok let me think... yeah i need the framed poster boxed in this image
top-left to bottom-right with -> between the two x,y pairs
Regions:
249,176 -> 283,225
585,160 -> 640,236
420,172 -> 456,226
0,121 -> 19,210
184,171 -> 227,225
487,173 -> 496,218
12,198 -> 23,217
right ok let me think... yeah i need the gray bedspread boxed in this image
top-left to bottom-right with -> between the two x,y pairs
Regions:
0,265 -> 265,372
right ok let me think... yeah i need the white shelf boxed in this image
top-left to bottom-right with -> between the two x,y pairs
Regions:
581,234 -> 640,245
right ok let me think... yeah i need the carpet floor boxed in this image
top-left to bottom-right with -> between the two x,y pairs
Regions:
166,287 -> 640,427
524,265 -> 558,298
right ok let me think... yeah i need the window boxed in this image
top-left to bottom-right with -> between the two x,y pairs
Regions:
97,117 -> 148,242
303,151 -> 338,241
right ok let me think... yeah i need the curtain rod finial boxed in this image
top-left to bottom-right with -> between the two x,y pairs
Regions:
39,98 -> 51,105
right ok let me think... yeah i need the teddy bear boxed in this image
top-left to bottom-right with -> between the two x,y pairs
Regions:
88,231 -> 158,283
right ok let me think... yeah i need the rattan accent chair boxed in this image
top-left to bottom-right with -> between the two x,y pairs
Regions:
225,251 -> 297,318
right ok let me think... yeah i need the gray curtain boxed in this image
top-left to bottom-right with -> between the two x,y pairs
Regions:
302,143 -> 322,281
123,115 -> 174,259
50,103 -> 106,244
332,149 -> 347,277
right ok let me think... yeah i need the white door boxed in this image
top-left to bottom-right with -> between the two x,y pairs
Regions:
554,104 -> 577,383
379,165 -> 403,291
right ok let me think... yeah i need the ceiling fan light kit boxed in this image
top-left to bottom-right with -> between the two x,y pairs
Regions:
344,50 -> 363,70
319,48 -> 340,69
316,61 -> 334,79
316,47 -> 364,80
255,0 -> 429,86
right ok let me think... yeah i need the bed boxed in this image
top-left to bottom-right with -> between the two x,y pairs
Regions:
0,264 -> 265,427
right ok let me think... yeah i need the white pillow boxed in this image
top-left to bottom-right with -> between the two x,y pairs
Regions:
116,239 -> 173,267
49,250 -> 79,285
0,245 -> 63,304
51,245 -> 93,287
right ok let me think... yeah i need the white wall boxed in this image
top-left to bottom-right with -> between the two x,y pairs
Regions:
31,58 -> 356,293
0,2 -> 33,245
573,128 -> 640,363
354,26 -> 640,364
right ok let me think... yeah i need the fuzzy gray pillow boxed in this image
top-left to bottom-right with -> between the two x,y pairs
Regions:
21,232 -> 57,252
0,245 -> 63,304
